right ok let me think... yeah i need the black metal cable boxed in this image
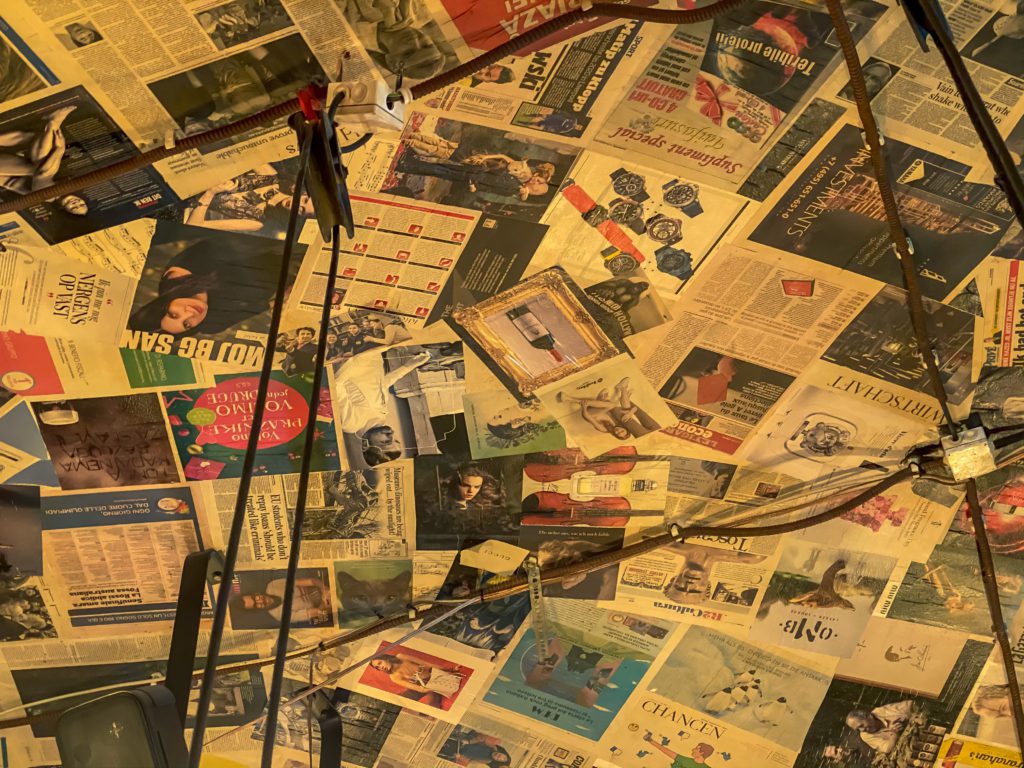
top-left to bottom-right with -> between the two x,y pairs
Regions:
260,222 -> 343,768
901,0 -> 1024,227
826,0 -> 1024,757
966,479 -> 1024,752
186,128 -> 314,767
824,0 -> 959,437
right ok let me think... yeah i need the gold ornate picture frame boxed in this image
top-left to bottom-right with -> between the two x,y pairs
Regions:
451,269 -> 618,396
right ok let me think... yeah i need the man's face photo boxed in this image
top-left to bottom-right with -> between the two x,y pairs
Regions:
243,592 -> 279,610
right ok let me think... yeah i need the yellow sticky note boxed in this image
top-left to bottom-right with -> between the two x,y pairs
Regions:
460,540 -> 529,575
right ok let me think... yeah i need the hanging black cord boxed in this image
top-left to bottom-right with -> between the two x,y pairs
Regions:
187,128 -> 315,768
901,0 -> 1024,228
966,479 -> 1024,752
260,223 -> 343,768
825,0 -> 1024,757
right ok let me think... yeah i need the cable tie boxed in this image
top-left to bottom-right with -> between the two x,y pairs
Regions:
581,0 -> 593,10
667,523 -> 685,542
164,130 -> 176,150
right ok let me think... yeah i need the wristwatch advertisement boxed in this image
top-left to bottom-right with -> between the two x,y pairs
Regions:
655,245 -> 694,280
608,197 -> 647,234
662,179 -> 703,217
610,168 -> 649,202
645,213 -> 683,246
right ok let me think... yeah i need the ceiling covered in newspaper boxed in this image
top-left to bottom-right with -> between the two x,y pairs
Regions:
0,0 -> 1022,765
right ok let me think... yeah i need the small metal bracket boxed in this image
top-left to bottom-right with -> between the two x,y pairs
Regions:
941,426 -> 997,481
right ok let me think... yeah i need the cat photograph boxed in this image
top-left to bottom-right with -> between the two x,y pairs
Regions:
335,559 -> 413,628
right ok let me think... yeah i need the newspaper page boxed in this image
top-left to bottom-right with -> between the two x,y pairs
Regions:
748,540 -> 897,659
743,383 -> 933,482
831,0 -> 1024,169
594,0 -> 889,193
203,464 -> 412,565
289,191 -> 494,324
790,476 -> 959,562
3,0 -> 382,193
422,20 -> 665,146
0,237 -> 134,344
634,244 -> 877,456
596,624 -> 836,768
835,617 -> 969,697
604,523 -> 781,629
483,601 -> 678,740
0,8 -> 184,244
374,703 -> 595,768
796,639 -> 990,768
39,485 -> 206,632
0,633 -> 270,765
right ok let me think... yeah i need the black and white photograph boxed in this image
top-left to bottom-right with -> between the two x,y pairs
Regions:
31,394 -> 181,490
340,0 -> 460,83
0,485 -> 42,584
821,286 -> 974,404
0,33 -> 45,105
0,86 -> 177,243
333,341 -> 465,469
228,566 -> 333,630
0,583 -> 55,642
148,34 -> 325,136
414,452 -> 523,550
539,356 -> 674,457
55,21 -> 104,50
385,113 -> 581,222
838,57 -> 898,103
795,641 -> 988,768
274,310 -> 414,378
963,0 -> 1024,78
123,220 -> 302,367
196,0 -> 292,51
301,469 -> 394,540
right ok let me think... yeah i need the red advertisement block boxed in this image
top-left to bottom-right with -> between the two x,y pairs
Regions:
0,332 -> 63,396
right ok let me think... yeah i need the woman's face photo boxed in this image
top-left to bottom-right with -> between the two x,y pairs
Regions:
282,193 -> 316,217
162,296 -> 209,333
68,24 -> 100,46
455,473 -> 484,501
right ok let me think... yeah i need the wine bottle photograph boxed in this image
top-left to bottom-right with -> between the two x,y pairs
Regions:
451,268 -> 621,398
